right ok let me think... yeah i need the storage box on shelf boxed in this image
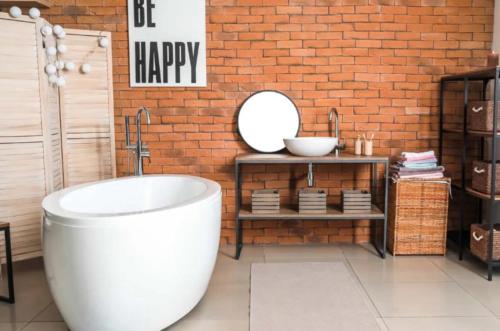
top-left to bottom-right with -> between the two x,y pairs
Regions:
251,189 -> 280,214
298,188 -> 326,214
468,101 -> 500,132
470,224 -> 500,262
342,190 -> 371,213
471,160 -> 500,194
388,178 -> 450,256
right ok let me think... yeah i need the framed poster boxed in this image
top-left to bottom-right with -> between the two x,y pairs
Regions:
127,0 -> 206,87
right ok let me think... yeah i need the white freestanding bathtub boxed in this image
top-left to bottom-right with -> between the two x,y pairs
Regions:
42,175 -> 222,331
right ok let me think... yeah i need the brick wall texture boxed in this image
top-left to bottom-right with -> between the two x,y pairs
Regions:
43,0 -> 493,245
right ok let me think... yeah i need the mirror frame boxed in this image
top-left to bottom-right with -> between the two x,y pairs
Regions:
237,90 -> 301,153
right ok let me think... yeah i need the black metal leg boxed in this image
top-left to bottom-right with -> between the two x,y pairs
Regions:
235,218 -> 242,260
370,162 -> 387,259
382,161 -> 389,259
234,162 -> 242,260
0,228 -> 14,304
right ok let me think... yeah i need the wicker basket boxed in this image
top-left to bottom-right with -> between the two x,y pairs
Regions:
471,160 -> 500,194
388,178 -> 450,255
467,101 -> 500,132
470,224 -> 500,261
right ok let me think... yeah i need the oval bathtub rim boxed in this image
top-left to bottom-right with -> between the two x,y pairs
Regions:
42,175 -> 222,226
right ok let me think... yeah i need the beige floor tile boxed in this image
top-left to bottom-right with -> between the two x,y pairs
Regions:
0,259 -> 53,323
184,283 -> 249,321
348,257 -> 452,283
384,317 -> 500,331
341,243 -> 384,259
0,323 -> 25,331
457,281 -> 500,316
376,318 -> 389,331
263,244 -> 344,262
429,255 -> 500,284
32,303 -> 63,322
210,258 -> 251,286
364,281 -> 492,317
165,319 -> 247,331
219,245 -> 265,263
22,322 -> 68,331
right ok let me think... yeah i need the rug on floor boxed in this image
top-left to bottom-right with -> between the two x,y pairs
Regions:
250,262 -> 381,331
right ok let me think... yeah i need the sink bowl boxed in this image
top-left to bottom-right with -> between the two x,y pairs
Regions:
284,137 -> 338,157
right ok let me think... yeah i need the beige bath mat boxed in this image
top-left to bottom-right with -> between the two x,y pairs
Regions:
250,262 -> 381,331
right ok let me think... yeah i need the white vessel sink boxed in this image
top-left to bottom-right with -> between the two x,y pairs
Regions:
284,137 -> 338,157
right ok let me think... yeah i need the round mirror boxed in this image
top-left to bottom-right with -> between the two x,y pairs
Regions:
238,91 -> 300,153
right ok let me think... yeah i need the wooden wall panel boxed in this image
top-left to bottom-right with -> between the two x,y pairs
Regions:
59,29 -> 116,187
0,142 -> 46,260
0,18 -> 42,137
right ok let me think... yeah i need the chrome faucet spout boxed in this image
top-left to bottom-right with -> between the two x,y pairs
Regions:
329,108 -> 339,139
329,108 -> 344,156
134,107 -> 151,176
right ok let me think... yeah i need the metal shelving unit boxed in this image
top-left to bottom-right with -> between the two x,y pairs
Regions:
233,153 -> 389,260
440,67 -> 500,281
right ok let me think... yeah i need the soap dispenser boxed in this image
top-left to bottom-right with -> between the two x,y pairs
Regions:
355,135 -> 362,155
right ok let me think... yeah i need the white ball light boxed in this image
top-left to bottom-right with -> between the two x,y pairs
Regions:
56,76 -> 66,87
46,46 -> 57,56
56,30 -> 66,39
64,61 -> 75,71
53,25 -> 64,36
9,6 -> 22,18
28,7 -> 40,19
55,60 -> 65,70
41,26 -> 53,36
98,37 -> 109,48
48,74 -> 58,84
81,63 -> 92,74
45,64 -> 57,75
57,44 -> 68,54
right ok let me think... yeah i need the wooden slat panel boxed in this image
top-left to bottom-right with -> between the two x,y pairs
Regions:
0,18 -> 42,137
60,34 -> 111,134
0,142 -> 46,259
65,138 -> 114,186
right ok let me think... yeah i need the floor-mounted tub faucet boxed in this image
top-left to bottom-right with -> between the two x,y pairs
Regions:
125,107 -> 151,176
329,108 -> 345,156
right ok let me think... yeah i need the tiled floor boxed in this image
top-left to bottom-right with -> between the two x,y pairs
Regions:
1,244 -> 500,331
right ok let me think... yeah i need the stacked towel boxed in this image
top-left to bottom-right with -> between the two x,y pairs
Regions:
391,151 -> 445,180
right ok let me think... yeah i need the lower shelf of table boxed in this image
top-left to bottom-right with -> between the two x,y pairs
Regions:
238,204 -> 385,220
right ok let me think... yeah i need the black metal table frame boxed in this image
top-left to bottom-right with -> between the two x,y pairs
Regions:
0,226 -> 14,303
234,157 -> 389,260
439,67 -> 500,281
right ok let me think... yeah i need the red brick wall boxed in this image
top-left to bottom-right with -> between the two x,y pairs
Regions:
43,0 -> 493,245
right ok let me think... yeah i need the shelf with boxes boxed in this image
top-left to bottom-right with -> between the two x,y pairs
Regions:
440,66 -> 500,281
234,153 -> 389,260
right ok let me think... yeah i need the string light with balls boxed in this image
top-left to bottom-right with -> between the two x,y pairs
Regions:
6,7 -> 106,87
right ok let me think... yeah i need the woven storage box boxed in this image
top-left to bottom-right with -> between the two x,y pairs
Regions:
471,160 -> 500,194
470,224 -> 500,262
467,101 -> 500,132
252,189 -> 280,214
388,178 -> 450,255
298,188 -> 327,214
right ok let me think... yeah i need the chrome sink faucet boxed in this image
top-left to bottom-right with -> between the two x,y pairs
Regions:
125,107 -> 151,176
329,108 -> 345,156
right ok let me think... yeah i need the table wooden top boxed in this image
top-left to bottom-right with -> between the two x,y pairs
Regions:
235,153 -> 389,164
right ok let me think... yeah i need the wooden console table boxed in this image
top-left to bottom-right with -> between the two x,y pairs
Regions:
234,153 -> 390,260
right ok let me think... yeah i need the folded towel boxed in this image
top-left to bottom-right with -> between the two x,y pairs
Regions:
396,172 -> 444,179
400,156 -> 437,163
398,162 -> 438,169
402,151 -> 435,158
391,165 -> 445,173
